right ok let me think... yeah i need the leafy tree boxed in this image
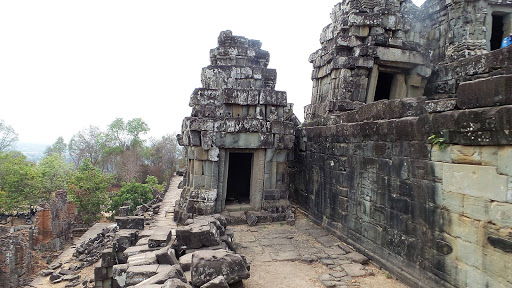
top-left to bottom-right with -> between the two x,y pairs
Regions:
107,180 -> 153,216
142,134 -> 181,184
38,154 -> 73,199
68,126 -> 107,168
0,152 -> 41,213
44,136 -> 67,157
145,175 -> 163,192
68,158 -> 113,224
106,117 -> 150,150
0,120 -> 18,152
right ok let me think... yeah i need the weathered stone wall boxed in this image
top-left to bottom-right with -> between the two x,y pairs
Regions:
35,190 -> 76,251
422,0 -> 512,65
0,230 -> 33,288
293,71 -> 512,287
305,0 -> 430,122
425,43 -> 512,98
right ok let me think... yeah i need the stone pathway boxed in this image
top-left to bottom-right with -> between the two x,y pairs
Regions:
233,213 -> 407,288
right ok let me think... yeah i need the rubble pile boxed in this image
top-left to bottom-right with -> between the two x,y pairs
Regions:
73,225 -> 118,267
93,214 -> 249,288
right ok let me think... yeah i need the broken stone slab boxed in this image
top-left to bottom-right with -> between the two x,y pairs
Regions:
115,229 -> 139,252
200,275 -> 229,288
190,250 -> 250,287
49,273 -> 62,282
155,246 -> 179,265
48,262 -> 62,270
133,264 -> 187,286
346,252 -> 369,264
62,274 -> 80,281
58,268 -> 75,276
176,218 -> 222,249
40,269 -> 55,276
162,278 -> 193,288
341,263 -> 366,277
125,264 -> 160,286
179,253 -> 193,272
148,227 -> 173,248
115,216 -> 145,230
112,264 -> 129,288
127,251 -> 158,266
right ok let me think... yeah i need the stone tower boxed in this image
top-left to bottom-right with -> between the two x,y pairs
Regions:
176,30 -> 299,223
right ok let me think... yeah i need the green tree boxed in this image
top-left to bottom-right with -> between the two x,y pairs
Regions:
38,154 -> 73,199
0,120 -> 18,152
44,136 -> 67,157
107,180 -> 153,216
0,151 -> 41,213
142,134 -> 181,184
68,126 -> 107,168
68,158 -> 113,224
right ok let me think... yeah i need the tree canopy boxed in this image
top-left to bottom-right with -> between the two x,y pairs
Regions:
0,120 -> 19,152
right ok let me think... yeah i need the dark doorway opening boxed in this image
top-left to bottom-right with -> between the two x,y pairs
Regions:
226,153 -> 252,205
491,14 -> 505,51
374,72 -> 394,101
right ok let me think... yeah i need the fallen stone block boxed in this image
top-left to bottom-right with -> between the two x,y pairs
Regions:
125,264 -> 159,286
115,229 -> 139,252
179,253 -> 193,272
127,251 -> 158,266
115,216 -> 145,230
148,228 -> 173,248
156,246 -> 179,265
190,250 -> 250,286
200,275 -> 229,288
176,220 -> 221,249
40,269 -> 54,276
112,264 -> 128,288
341,263 -> 366,277
49,273 -> 62,282
133,264 -> 187,286
346,252 -> 369,264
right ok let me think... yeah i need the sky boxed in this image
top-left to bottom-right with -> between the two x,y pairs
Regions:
0,0 -> 424,145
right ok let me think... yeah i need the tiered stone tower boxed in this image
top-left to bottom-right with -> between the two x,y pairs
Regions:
176,30 -> 299,223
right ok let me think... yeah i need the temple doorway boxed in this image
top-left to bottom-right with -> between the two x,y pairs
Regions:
226,152 -> 253,205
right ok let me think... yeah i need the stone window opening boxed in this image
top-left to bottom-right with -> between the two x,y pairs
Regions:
366,65 -> 408,103
225,152 -> 253,205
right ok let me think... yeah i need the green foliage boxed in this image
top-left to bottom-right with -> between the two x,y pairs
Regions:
428,134 -> 449,150
44,136 -> 67,157
39,154 -> 73,200
68,158 -> 113,224
0,151 -> 41,213
107,180 -> 153,216
145,175 -> 163,192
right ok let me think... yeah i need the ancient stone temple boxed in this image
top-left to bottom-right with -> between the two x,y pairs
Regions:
176,31 -> 299,223
292,0 -> 512,288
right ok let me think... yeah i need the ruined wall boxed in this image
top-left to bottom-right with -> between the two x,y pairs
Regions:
293,47 -> 512,287
35,190 -> 76,251
305,0 -> 430,122
422,0 -> 512,65
0,230 -> 33,288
